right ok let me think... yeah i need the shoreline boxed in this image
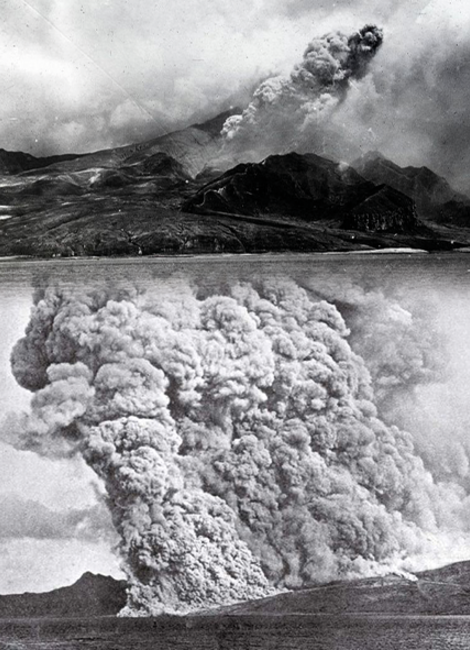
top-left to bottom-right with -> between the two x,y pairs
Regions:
0,247 -> 455,266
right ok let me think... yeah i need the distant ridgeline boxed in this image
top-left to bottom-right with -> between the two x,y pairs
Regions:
4,562 -> 470,618
0,148 -> 82,175
0,574 -> 127,618
0,109 -> 469,255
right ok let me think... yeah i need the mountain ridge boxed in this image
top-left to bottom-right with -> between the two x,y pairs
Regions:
184,151 -> 422,235
0,572 -> 127,618
0,110 -> 469,255
4,561 -> 470,618
353,150 -> 470,227
18,109 -> 240,180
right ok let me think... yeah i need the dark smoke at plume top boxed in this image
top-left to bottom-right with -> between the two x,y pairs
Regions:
220,24 -> 383,161
7,275 -> 470,615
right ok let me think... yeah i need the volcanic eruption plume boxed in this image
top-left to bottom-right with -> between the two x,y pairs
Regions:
6,277 -> 470,615
221,25 -> 383,160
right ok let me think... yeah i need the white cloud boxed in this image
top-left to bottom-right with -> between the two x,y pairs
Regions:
0,538 -> 123,594
0,443 -> 103,511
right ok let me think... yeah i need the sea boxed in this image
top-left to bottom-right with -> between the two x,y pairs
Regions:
2,613 -> 470,649
1,250 -> 470,292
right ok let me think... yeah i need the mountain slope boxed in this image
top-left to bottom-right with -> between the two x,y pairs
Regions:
0,573 -> 127,618
185,152 -> 421,234
26,109 -> 239,179
3,561 -> 470,619
215,561 -> 470,617
353,151 -> 470,227
0,110 -> 469,255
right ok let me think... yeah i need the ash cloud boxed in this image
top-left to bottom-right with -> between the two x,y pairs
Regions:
311,2 -> 470,193
3,1 -> 470,192
305,278 -> 447,414
218,2 -> 470,194
304,275 -> 470,533
6,278 -> 470,614
214,5 -> 470,196
220,25 -> 383,162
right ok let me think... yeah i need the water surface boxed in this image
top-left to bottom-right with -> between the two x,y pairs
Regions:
2,614 -> 470,649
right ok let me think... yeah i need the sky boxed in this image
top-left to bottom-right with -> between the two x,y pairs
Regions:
0,0 -> 470,596
0,289 -> 123,593
1,0 -> 470,191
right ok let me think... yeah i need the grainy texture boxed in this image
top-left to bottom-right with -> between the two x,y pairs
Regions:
0,113 -> 469,257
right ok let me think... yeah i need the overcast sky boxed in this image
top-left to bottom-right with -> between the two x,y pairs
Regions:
0,288 -> 123,593
1,0 -> 470,190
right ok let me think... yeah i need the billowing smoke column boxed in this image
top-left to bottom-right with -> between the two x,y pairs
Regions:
221,25 -> 383,158
304,278 -> 447,415
7,278 -> 461,614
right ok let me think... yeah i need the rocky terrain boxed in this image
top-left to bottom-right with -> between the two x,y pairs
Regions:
354,150 -> 470,229
0,111 -> 469,256
185,151 -> 422,233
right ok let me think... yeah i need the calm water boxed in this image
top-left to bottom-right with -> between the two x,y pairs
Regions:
1,250 -> 470,293
2,614 -> 470,649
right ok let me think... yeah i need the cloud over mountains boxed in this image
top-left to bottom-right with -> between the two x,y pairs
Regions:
1,1 -> 469,191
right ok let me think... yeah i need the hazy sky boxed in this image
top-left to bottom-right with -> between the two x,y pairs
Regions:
0,288 -> 123,593
2,0 -> 470,190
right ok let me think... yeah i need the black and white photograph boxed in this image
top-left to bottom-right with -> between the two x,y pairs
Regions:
1,1 -> 470,648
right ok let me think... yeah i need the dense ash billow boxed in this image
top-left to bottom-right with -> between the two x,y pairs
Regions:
304,278 -> 447,414
220,25 -> 383,160
6,278 -> 463,615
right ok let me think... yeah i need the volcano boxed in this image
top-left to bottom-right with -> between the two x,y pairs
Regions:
0,110 -> 467,256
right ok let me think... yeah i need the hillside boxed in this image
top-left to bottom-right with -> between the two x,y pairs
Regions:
28,109 -> 237,179
0,111 -> 469,255
353,151 -> 470,228
213,561 -> 470,617
3,561 -> 470,619
185,152 -> 421,234
0,573 -> 127,618
0,149 -> 82,176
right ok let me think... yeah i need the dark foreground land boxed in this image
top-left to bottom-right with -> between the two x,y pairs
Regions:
2,614 -> 470,650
